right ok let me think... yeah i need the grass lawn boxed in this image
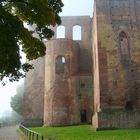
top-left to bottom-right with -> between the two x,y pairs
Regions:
30,125 -> 140,140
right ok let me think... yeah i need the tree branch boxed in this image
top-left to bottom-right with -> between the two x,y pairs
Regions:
0,0 -> 29,5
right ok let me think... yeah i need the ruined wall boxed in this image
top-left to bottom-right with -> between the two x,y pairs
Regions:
76,76 -> 93,123
94,0 -> 140,110
51,16 -> 92,73
93,0 -> 140,128
98,111 -> 140,129
23,57 -> 45,123
23,16 -> 93,127
44,39 -> 80,126
43,17 -> 93,126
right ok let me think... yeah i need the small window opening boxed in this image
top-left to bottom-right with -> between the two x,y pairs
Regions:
80,110 -> 87,123
62,57 -> 65,63
56,26 -> 65,38
55,56 -> 65,74
73,25 -> 81,40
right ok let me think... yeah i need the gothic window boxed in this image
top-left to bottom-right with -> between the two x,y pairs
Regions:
55,56 -> 65,74
119,31 -> 130,61
72,25 -> 82,40
56,26 -> 65,38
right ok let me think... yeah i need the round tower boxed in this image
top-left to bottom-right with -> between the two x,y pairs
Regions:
44,39 -> 80,126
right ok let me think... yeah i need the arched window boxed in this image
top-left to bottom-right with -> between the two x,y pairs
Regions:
55,56 -> 65,74
56,26 -> 65,38
119,31 -> 130,61
73,25 -> 81,40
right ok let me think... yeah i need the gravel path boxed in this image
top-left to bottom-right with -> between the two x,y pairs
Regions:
0,125 -> 21,140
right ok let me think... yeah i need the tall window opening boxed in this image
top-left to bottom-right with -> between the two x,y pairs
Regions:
56,26 -> 65,38
55,56 -> 65,74
119,31 -> 130,62
73,25 -> 81,40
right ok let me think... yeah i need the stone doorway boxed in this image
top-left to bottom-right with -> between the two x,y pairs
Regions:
80,110 -> 87,123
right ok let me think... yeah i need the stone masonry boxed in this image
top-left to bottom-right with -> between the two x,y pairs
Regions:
23,0 -> 140,129
92,0 -> 140,129
23,16 -> 93,127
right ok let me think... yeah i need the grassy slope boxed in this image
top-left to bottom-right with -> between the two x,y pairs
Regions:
30,125 -> 140,140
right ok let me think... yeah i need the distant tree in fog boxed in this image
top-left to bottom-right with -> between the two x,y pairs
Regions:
10,84 -> 24,115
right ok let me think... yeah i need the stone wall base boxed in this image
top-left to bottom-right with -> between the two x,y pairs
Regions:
21,119 -> 43,127
98,110 -> 140,129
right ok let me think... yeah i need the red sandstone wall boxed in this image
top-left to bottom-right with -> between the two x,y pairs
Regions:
44,39 -> 80,126
95,0 -> 140,110
98,111 -> 140,128
51,16 -> 92,73
77,76 -> 93,123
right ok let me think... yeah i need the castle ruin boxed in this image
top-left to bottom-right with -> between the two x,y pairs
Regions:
23,0 -> 140,129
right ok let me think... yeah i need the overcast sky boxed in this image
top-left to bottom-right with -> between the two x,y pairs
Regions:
60,0 -> 94,17
0,0 -> 94,117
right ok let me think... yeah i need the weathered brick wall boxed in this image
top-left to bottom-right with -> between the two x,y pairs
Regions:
76,76 -> 93,123
43,17 -> 93,126
98,111 -> 140,129
95,0 -> 140,110
51,16 -> 92,73
92,0 -> 140,129
23,16 -> 93,127
44,39 -> 80,126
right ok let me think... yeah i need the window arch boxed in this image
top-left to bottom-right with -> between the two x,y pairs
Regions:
119,31 -> 130,61
56,26 -> 65,38
55,56 -> 65,74
73,25 -> 81,40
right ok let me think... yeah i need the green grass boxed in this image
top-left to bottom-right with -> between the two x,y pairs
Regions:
30,125 -> 140,140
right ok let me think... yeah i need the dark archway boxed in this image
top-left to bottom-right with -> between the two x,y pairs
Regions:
80,110 -> 87,123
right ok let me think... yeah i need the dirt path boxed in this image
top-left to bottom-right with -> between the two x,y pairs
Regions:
0,125 -> 20,140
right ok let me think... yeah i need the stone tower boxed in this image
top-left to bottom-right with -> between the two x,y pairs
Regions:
44,39 -> 80,126
92,0 -> 140,129
23,16 -> 93,126
44,16 -> 93,126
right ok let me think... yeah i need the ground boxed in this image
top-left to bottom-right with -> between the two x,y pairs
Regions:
0,125 -> 20,140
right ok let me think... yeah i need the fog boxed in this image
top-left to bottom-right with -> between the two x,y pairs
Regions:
0,0 -> 94,117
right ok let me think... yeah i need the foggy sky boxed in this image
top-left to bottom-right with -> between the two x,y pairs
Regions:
0,0 -> 94,117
